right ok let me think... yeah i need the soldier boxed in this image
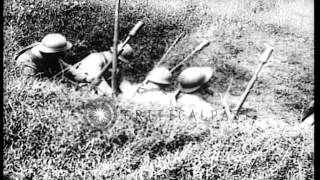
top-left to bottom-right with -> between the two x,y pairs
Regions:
15,33 -> 134,96
74,42 -> 133,83
172,67 -> 216,117
119,67 -> 172,105
15,33 -> 87,80
68,42 -> 134,95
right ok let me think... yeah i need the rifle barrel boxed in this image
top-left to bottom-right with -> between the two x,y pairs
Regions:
156,32 -> 185,67
170,40 -> 210,73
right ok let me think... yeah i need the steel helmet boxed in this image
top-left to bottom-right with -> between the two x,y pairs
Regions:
118,43 -> 134,62
178,67 -> 213,93
109,42 -> 134,63
38,33 -> 72,53
147,67 -> 172,85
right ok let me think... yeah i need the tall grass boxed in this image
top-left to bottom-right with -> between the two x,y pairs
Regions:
4,0 -> 208,80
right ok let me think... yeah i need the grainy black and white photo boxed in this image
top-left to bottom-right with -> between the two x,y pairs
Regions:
3,0 -> 314,179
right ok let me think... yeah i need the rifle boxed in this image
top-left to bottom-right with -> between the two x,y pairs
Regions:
169,40 -> 210,73
232,44 -> 274,119
90,21 -> 144,89
156,32 -> 185,67
132,40 -> 210,98
131,32 -> 185,97
161,40 -> 210,101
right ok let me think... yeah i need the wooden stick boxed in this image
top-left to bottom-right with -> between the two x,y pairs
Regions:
112,0 -> 121,96
233,44 -> 274,117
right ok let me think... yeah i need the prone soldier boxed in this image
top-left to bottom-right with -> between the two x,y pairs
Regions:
15,33 -> 86,80
74,42 -> 133,83
66,42 -> 134,95
119,67 -> 173,105
172,67 -> 216,116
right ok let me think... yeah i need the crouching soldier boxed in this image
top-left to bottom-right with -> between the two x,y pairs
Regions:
66,42 -> 134,95
15,33 -> 87,81
119,67 -> 173,105
74,42 -> 133,83
172,67 -> 217,118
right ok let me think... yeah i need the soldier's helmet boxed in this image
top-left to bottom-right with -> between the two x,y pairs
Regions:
118,43 -> 134,63
109,43 -> 134,63
178,67 -> 213,93
38,33 -> 72,53
147,67 -> 172,85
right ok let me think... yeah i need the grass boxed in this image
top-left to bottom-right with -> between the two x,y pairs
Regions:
4,0 -> 314,179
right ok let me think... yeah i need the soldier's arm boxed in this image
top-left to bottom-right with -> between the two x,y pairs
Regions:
59,59 -> 88,82
16,53 -> 38,76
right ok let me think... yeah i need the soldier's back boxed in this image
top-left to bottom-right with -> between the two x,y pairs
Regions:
76,52 -> 108,81
16,46 -> 47,76
176,94 -> 214,117
119,80 -> 171,106
134,90 -> 171,106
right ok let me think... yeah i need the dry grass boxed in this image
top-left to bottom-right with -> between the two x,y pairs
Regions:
4,0 -> 313,179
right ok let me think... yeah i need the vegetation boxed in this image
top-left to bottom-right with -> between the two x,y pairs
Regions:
4,0 -> 313,179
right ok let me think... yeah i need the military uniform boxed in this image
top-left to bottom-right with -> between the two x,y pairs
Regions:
16,34 -> 133,96
134,89 -> 171,106
15,34 -> 87,81
174,92 -> 215,117
74,42 -> 133,83
119,80 -> 172,106
73,43 -> 134,95
119,67 -> 172,106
